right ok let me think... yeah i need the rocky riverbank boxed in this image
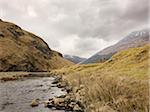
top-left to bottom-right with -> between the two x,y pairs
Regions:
0,73 -> 84,112
0,76 -> 68,112
43,76 -> 84,112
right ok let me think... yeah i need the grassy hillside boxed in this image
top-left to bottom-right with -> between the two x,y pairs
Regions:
0,20 -> 73,71
53,45 -> 149,112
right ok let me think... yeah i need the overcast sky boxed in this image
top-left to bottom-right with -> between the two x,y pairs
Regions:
0,0 -> 149,58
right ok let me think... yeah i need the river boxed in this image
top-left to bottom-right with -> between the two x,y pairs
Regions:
0,77 -> 67,112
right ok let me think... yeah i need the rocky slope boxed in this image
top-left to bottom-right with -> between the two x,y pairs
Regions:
0,19 -> 73,72
64,55 -> 86,64
81,29 -> 149,64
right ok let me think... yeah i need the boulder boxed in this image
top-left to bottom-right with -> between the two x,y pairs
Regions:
30,99 -> 39,107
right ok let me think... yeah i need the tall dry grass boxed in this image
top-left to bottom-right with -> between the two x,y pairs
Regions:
54,45 -> 149,112
63,72 -> 149,112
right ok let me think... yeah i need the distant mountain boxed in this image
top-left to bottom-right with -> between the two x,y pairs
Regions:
0,19 -> 73,72
64,55 -> 87,64
81,29 -> 149,64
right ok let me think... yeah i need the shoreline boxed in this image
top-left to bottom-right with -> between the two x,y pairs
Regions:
0,72 -> 84,112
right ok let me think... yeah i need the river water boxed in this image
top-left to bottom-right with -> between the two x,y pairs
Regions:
0,77 -> 67,112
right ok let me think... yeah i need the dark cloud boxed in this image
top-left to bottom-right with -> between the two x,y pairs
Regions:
0,0 -> 148,57
120,0 -> 148,21
78,0 -> 149,40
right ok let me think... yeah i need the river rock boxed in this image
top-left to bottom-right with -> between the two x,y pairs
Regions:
44,100 -> 53,108
73,104 -> 83,111
52,76 -> 62,84
65,86 -> 72,93
30,99 -> 39,107
54,98 -> 64,103
45,94 -> 84,111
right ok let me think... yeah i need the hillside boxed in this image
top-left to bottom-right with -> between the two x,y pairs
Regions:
64,55 -> 86,63
54,44 -> 149,112
0,19 -> 73,72
81,29 -> 149,64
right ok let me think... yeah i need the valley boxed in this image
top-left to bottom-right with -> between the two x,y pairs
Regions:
0,19 -> 149,112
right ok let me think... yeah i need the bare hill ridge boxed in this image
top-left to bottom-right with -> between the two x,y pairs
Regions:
64,55 -> 86,64
81,29 -> 149,64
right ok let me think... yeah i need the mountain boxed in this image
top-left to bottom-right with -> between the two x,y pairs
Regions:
0,19 -> 73,72
64,55 -> 86,64
81,28 -> 149,64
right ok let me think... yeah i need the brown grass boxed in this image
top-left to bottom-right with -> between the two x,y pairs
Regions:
0,20 -> 74,72
53,45 -> 149,112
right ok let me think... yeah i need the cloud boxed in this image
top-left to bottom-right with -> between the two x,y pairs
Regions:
0,0 -> 148,57
49,0 -> 148,40
73,37 -> 117,57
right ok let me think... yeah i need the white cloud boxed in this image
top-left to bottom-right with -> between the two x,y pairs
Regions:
27,6 -> 37,18
0,0 -> 148,57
